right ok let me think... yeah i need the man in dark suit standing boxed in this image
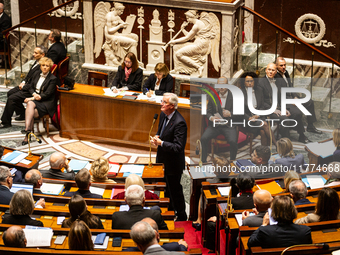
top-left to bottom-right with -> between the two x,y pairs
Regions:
259,63 -> 310,143
200,77 -> 238,162
111,185 -> 168,230
151,93 -> 187,221
40,152 -> 75,180
0,3 -> 11,52
47,29 -> 66,65
0,166 -> 14,205
275,57 -> 321,134
2,46 -> 47,124
64,168 -> 102,198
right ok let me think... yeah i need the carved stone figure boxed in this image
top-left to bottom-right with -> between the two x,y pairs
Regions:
94,2 -> 138,66
168,10 -> 220,77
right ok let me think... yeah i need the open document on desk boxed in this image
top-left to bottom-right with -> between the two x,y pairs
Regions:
306,140 -> 335,158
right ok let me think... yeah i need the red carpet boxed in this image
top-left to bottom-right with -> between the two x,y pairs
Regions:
175,221 -> 216,255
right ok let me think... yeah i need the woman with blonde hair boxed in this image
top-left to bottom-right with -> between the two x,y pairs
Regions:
143,63 -> 173,96
333,128 -> 340,161
68,220 -> 94,250
270,138 -> 306,172
112,173 -> 159,199
90,157 -> 115,183
283,170 -> 301,192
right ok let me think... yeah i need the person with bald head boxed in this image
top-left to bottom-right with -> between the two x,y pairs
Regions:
242,189 -> 273,227
200,76 -> 239,162
25,169 -> 43,194
40,152 -> 75,180
2,226 -> 26,248
259,63 -> 309,143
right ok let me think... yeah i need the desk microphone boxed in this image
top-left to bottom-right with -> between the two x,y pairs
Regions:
148,114 -> 158,168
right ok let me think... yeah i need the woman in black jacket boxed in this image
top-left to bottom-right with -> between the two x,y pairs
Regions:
143,63 -> 173,96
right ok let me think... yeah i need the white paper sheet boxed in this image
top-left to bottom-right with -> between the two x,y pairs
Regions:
307,175 -> 326,189
10,152 -> 28,164
23,228 -> 53,247
89,186 -> 105,196
218,187 -> 231,196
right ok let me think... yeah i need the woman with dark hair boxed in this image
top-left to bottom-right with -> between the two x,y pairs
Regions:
2,190 -> 44,226
68,220 -> 94,251
62,195 -> 103,229
270,137 -> 306,172
231,172 -> 255,210
111,52 -> 143,91
248,196 -> 312,248
143,63 -> 173,96
295,187 -> 340,224
239,72 -> 277,147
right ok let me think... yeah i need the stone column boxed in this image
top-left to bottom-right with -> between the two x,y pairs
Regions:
83,0 -> 94,64
220,10 -> 236,78
10,0 -> 19,26
244,0 -> 254,43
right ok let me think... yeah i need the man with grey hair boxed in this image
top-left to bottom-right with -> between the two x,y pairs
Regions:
2,226 -> 27,248
289,180 -> 312,205
242,190 -> 273,227
130,221 -> 183,254
325,162 -> 340,186
25,169 -> 43,194
151,92 -> 187,221
111,185 -> 168,230
200,77 -> 238,162
40,152 -> 75,180
0,165 -> 14,204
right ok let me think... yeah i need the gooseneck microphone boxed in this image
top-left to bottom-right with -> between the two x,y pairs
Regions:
148,114 -> 158,168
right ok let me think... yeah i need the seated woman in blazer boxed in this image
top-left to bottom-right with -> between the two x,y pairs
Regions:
22,57 -> 57,145
143,63 -> 173,96
111,52 -> 143,92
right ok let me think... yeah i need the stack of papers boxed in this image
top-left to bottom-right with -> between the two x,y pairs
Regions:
218,186 -> 231,197
23,226 -> 53,247
305,175 -> 326,189
68,159 -> 89,172
91,235 -> 109,249
1,151 -> 28,164
120,164 -> 144,177
40,183 -> 64,195
89,186 -> 105,196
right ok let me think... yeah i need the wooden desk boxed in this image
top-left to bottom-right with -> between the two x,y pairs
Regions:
0,146 -> 43,173
59,84 -> 202,153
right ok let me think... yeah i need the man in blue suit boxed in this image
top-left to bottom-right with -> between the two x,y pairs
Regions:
151,93 -> 187,221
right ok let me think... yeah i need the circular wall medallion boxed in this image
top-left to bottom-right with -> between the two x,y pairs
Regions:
151,50 -> 160,60
53,0 -> 79,17
294,13 -> 326,44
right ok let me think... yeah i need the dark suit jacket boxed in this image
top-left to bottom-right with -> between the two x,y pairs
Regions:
0,185 -> 14,205
2,214 -> 44,227
64,189 -> 103,199
111,66 -> 143,91
143,74 -> 173,95
231,192 -> 254,210
40,168 -> 75,180
156,111 -> 187,176
0,12 -> 11,45
334,147 -> 340,161
258,77 -> 283,110
23,72 -> 58,117
144,245 -> 185,255
248,223 -> 312,248
124,242 -> 187,252
295,198 -> 312,205
241,87 -> 266,120
111,205 -> 168,230
46,41 -> 66,65
275,71 -> 300,99
242,211 -> 267,227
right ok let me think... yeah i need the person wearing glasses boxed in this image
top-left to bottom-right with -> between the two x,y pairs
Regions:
143,63 -> 173,96
0,166 -> 14,205
111,52 -> 143,92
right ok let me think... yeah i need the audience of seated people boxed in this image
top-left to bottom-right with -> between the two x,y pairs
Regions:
112,173 -> 159,199
2,226 -> 27,248
68,220 -> 94,251
111,184 -> 168,230
62,194 -> 104,229
130,221 -> 185,255
40,152 -> 75,180
295,187 -> 340,224
248,196 -> 312,248
125,217 -> 188,252
64,168 -> 103,198
333,128 -> 340,161
289,180 -> 312,205
90,157 -> 115,183
270,137 -> 306,172
2,189 -> 44,226
242,189 -> 273,227
325,162 -> 340,186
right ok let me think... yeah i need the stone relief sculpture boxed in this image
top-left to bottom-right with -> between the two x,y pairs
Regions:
94,2 -> 138,66
166,10 -> 220,77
